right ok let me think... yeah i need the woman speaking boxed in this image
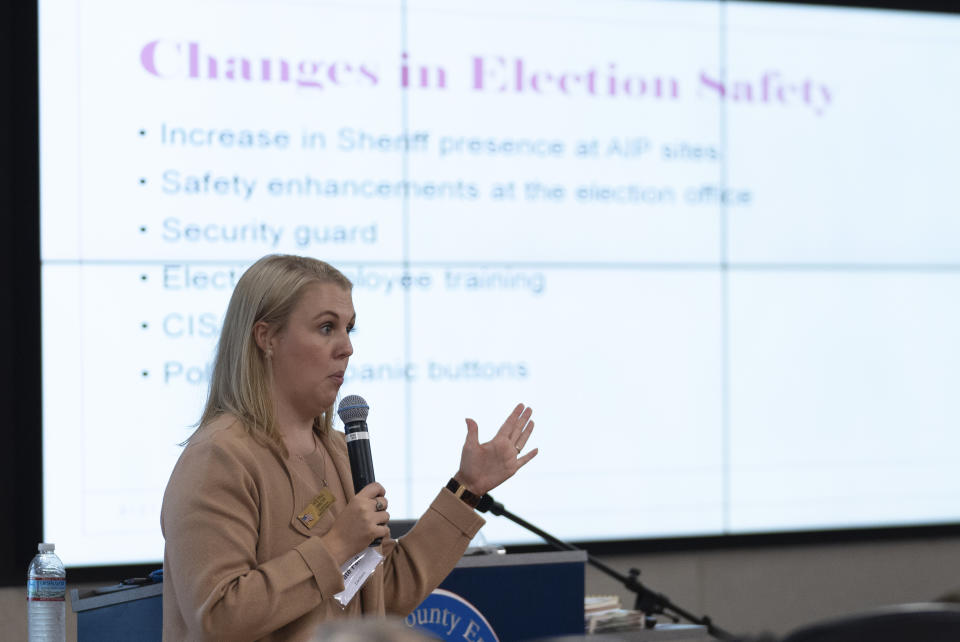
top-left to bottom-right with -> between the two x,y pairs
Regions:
161,254 -> 538,641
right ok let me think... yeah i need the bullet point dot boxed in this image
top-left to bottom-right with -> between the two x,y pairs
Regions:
140,274 -> 148,281
139,177 -> 146,185
138,129 -> 146,136
139,226 -> 147,233
141,322 -> 148,329
141,370 -> 149,377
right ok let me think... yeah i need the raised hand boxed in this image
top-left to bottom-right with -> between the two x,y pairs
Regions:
454,403 -> 538,496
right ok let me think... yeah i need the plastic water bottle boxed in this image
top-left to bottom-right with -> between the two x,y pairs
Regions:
27,543 -> 66,642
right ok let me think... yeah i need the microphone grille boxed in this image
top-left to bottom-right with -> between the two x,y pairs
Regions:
337,395 -> 369,423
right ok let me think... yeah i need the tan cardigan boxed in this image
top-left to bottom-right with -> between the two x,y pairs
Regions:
161,420 -> 484,641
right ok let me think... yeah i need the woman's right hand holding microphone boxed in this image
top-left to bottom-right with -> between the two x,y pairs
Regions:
320,482 -> 389,566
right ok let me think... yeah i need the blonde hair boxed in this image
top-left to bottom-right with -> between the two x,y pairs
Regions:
189,254 -> 352,455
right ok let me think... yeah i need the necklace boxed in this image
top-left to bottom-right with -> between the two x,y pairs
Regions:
294,431 -> 328,487
294,431 -> 318,461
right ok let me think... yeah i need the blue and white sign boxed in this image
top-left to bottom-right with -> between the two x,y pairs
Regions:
407,588 -> 499,641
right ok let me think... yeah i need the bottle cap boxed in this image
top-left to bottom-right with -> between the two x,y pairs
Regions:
38,543 -> 55,553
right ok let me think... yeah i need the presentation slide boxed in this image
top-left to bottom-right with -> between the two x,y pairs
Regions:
39,0 -> 960,566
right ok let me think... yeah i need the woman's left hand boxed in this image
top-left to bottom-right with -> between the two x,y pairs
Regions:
455,403 -> 538,496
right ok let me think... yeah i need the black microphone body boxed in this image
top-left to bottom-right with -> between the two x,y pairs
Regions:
337,395 -> 381,546
344,421 -> 376,493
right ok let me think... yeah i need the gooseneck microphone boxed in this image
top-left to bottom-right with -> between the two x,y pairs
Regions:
337,394 -> 381,545
474,492 -> 734,640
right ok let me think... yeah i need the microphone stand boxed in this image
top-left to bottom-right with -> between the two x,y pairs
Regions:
477,494 -> 734,641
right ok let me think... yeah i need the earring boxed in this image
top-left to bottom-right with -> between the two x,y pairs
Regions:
266,349 -> 273,360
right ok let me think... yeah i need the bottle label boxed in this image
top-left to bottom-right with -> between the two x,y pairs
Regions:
27,577 -> 66,601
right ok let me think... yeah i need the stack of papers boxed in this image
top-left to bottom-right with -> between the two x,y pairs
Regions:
585,595 -> 646,633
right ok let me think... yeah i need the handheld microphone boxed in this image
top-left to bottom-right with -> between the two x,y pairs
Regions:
337,394 -> 381,545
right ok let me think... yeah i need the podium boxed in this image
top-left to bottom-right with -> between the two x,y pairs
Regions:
71,583 -> 162,642
70,551 -> 586,641
434,550 -> 586,640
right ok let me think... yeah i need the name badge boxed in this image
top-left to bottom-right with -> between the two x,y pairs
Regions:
297,488 -> 336,529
